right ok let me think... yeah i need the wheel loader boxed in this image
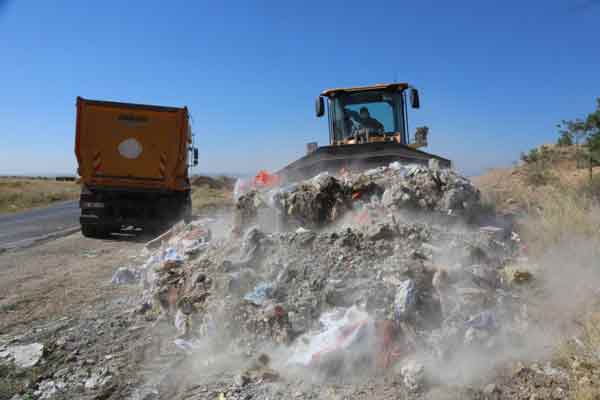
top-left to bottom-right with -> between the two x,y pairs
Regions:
278,83 -> 451,181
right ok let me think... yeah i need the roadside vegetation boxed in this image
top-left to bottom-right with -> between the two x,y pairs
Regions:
0,175 -> 235,216
190,175 -> 234,214
0,178 -> 80,215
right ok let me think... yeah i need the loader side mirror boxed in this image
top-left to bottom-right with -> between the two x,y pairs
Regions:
315,96 -> 325,117
410,88 -> 420,109
193,148 -> 199,166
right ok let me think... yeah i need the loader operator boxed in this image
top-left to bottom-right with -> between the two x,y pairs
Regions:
357,107 -> 384,131
344,107 -> 384,139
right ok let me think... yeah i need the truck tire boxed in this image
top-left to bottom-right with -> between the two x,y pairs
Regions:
81,224 -> 109,239
183,192 -> 192,223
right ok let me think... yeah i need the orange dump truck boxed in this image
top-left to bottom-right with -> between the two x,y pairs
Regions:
75,97 -> 198,238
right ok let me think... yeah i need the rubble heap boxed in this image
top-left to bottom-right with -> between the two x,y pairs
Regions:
234,163 -> 482,233
135,163 -> 529,394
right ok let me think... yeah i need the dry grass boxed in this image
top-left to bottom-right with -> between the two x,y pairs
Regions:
191,185 -> 232,214
478,152 -> 600,398
474,149 -> 600,216
0,178 -> 80,214
474,160 -> 600,254
517,186 -> 600,254
529,189 -> 600,399
474,167 -> 531,214
572,385 -> 600,400
191,175 -> 235,190
189,175 -> 235,215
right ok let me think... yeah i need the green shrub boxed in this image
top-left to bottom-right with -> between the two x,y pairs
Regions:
557,131 -> 574,147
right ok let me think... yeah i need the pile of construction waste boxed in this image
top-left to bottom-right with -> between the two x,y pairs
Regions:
132,162 -> 533,396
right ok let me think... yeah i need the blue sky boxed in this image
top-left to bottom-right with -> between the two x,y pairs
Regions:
1,0 -> 599,176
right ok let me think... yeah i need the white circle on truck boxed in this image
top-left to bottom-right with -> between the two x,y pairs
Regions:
118,138 -> 143,159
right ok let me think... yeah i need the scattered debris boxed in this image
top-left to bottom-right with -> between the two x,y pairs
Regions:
111,266 -> 139,285
84,367 -> 112,390
512,270 -> 533,283
34,380 -> 64,399
400,359 -> 425,392
4,342 -> 44,368
502,265 -> 534,285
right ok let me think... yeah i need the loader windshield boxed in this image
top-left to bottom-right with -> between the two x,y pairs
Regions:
330,90 -> 407,144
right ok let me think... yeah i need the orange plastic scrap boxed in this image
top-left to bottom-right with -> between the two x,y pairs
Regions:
253,170 -> 280,188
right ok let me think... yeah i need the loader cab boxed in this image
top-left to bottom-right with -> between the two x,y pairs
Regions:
316,83 -> 423,148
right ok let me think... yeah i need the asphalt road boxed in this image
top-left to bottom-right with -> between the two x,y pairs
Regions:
0,200 -> 80,249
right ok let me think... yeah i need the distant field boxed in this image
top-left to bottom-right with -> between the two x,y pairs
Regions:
0,175 -> 234,216
190,175 -> 234,214
0,178 -> 80,214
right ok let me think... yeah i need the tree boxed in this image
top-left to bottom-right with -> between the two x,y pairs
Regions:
556,101 -> 599,169
557,118 -> 586,146
585,98 -> 600,163
557,130 -> 573,146
557,120 -> 575,146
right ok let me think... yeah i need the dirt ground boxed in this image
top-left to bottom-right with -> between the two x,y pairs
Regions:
0,233 -> 153,399
0,233 -> 145,334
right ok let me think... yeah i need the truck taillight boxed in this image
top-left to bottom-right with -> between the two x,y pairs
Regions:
92,152 -> 102,173
159,152 -> 167,177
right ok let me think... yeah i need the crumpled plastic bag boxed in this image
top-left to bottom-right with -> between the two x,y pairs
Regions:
161,247 -> 184,270
234,178 -> 251,201
287,306 -> 371,366
465,310 -> 497,330
111,266 -> 139,285
394,279 -> 417,321
243,282 -> 274,306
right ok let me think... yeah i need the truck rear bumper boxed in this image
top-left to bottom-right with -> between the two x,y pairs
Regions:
79,214 -> 147,228
79,187 -> 191,230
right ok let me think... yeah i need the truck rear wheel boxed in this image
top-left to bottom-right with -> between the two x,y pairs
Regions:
81,224 -> 110,239
183,192 -> 192,223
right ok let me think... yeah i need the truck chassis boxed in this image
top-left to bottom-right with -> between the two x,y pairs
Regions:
79,186 -> 191,237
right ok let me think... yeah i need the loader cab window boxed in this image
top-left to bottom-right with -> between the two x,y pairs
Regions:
330,90 -> 407,144
345,103 -> 393,132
